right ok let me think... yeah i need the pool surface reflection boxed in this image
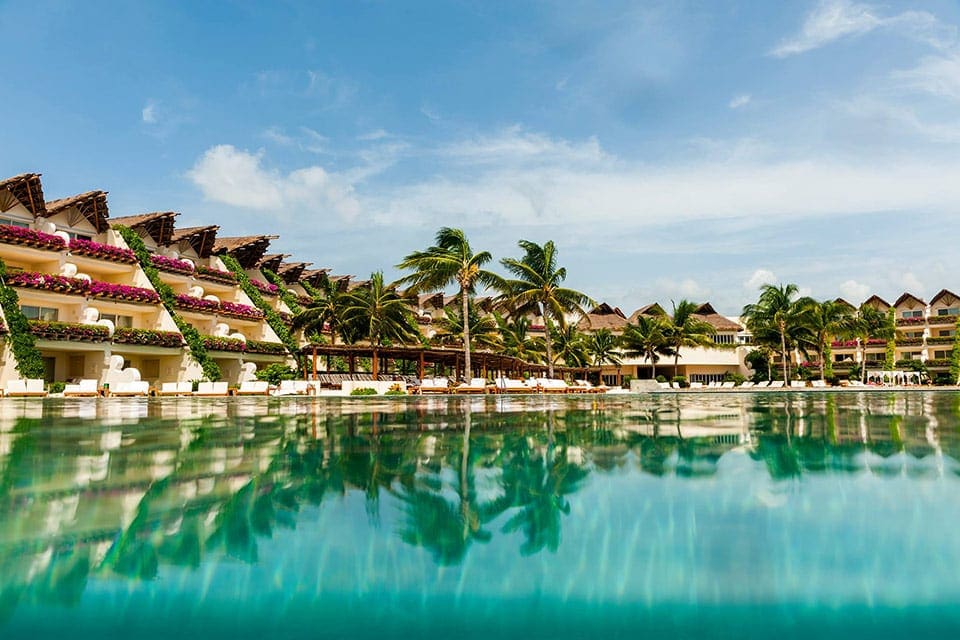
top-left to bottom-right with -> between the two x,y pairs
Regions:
2,392 -> 960,638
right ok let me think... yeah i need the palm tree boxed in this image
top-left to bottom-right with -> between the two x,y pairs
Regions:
664,300 -> 715,379
551,324 -> 590,368
434,303 -> 501,351
496,313 -> 546,364
587,329 -> 621,368
846,303 -> 895,383
340,272 -> 421,378
742,284 -> 815,383
291,272 -> 352,345
802,300 -> 855,381
500,240 -> 593,378
620,313 -> 673,380
397,228 -> 502,381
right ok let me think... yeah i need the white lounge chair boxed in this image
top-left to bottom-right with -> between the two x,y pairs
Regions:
573,379 -> 607,394
495,378 -> 535,394
790,380 -> 807,388
768,380 -> 785,388
158,381 -> 193,396
237,380 -> 270,395
419,377 -> 450,393
539,378 -> 570,394
455,378 -> 490,394
4,379 -> 48,397
64,379 -> 100,397
740,381 -> 756,389
110,381 -> 150,397
657,381 -> 671,389
811,380 -> 827,388
195,381 -> 230,396
755,380 -> 770,388
689,382 -> 703,389
721,381 -> 736,389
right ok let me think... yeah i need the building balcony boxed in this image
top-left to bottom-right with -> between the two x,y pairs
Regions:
926,358 -> 953,369
112,327 -> 184,348
29,320 -> 110,343
926,337 -> 955,345
928,316 -> 958,326
67,238 -> 137,264
194,265 -> 237,285
8,272 -> 160,305
200,336 -> 285,355
250,279 -> 279,297
150,254 -> 195,276
896,317 -> 926,327
0,224 -> 65,251
173,295 -> 264,321
897,337 -> 924,346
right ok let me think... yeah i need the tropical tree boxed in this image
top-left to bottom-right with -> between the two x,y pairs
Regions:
845,303 -> 895,383
291,273 -> 351,344
495,313 -> 546,364
742,284 -> 814,383
801,299 -> 855,381
397,228 -> 503,381
586,328 -> 620,368
340,272 -> 421,378
434,303 -> 501,351
500,240 -> 592,377
620,313 -> 673,380
550,324 -> 590,368
664,300 -> 715,378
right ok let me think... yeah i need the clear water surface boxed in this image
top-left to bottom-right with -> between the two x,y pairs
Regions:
2,392 -> 960,639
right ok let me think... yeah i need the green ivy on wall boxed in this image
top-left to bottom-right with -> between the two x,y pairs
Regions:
0,257 -> 46,378
220,254 -> 303,375
951,318 -> 960,384
113,225 -> 222,380
261,268 -> 302,315
884,307 -> 896,371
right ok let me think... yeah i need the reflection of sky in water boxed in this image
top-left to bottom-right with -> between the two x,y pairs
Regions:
2,392 -> 960,638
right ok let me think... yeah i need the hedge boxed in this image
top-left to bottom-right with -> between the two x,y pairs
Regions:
0,256 -> 46,378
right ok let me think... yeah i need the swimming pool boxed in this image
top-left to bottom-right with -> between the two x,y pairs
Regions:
2,392 -> 959,638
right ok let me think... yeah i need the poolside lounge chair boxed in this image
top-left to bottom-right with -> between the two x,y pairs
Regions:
158,381 -> 193,396
573,379 -> 607,394
721,381 -> 736,389
755,380 -> 770,388
495,378 -> 535,394
657,382 -> 671,389
539,378 -> 571,394
238,380 -> 270,395
455,378 -> 490,394
811,380 -> 827,388
272,380 -> 315,396
740,381 -> 756,389
419,378 -> 450,393
64,379 -> 100,397
707,381 -> 719,388
195,381 -> 230,396
109,381 -> 150,397
790,380 -> 807,388
768,381 -> 785,388
689,382 -> 703,389
3,379 -> 48,397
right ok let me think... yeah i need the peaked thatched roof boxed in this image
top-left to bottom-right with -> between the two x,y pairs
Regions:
213,235 -> 278,269
46,190 -> 109,232
170,225 -> 219,258
579,302 -> 628,332
930,288 -> 960,307
112,211 -> 179,246
627,303 -> 667,324
418,292 -> 445,308
862,295 -> 891,310
277,261 -> 311,284
834,298 -> 856,310
694,303 -> 742,332
893,292 -> 926,309
0,173 -> 46,217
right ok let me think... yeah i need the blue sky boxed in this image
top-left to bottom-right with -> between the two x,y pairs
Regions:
3,0 -> 960,314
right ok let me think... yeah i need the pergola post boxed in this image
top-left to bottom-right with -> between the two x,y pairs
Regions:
418,352 -> 425,381
312,346 -> 318,381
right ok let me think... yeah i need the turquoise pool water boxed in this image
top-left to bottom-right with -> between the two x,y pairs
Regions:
2,392 -> 960,638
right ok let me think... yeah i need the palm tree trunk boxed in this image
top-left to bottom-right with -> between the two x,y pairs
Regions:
461,287 -> 471,382
372,347 -> 379,380
819,346 -> 826,381
780,329 -> 789,383
649,348 -> 657,379
860,340 -> 867,383
543,313 -> 555,378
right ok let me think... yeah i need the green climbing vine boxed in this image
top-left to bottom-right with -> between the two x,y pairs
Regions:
113,225 -> 221,380
220,254 -> 303,374
261,268 -> 302,314
0,256 -> 46,378
951,317 -> 960,385
884,307 -> 896,371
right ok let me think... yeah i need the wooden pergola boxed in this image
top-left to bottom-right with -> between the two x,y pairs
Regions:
46,190 -> 110,232
300,343 -> 598,382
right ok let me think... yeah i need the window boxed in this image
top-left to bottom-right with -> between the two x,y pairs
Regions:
100,313 -> 133,328
937,307 -> 959,316
934,350 -> 952,359
0,217 -> 30,228
20,305 -> 59,321
66,231 -> 93,241
938,330 -> 955,338
902,310 -> 923,318
866,353 -> 885,362
712,334 -> 735,345
900,353 -> 916,361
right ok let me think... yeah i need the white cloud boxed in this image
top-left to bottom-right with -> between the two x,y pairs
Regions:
728,94 -> 751,109
263,126 -> 295,146
898,271 -> 925,294
894,53 -> 960,102
187,145 -> 360,220
420,104 -> 441,121
839,279 -> 871,302
358,129 -> 390,141
745,269 -> 777,291
142,101 -> 157,124
438,125 -> 604,166
771,0 -> 955,57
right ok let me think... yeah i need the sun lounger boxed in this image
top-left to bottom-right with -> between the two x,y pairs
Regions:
707,381 -> 719,388
64,379 -> 100,397
455,378 -> 490,394
238,380 -> 270,395
573,379 -> 606,394
495,378 -> 535,394
811,380 -> 827,388
740,381 -> 756,389
689,382 -> 703,389
790,380 -> 807,388
419,377 -> 450,393
670,382 -> 680,389
657,381 -> 671,389
4,378 -> 48,397
109,381 -> 150,397
195,381 -> 230,396
768,381 -> 785,388
755,380 -> 770,388
158,381 -> 193,396
721,381 -> 736,389
539,378 -> 571,394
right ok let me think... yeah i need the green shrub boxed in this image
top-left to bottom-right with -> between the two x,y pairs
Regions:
671,375 -> 688,388
349,387 -> 378,396
384,383 -> 406,396
48,381 -> 66,394
722,372 -> 747,384
621,375 -> 633,389
655,374 -> 667,383
255,363 -> 297,386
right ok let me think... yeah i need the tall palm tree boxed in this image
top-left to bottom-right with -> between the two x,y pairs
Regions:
620,313 -> 673,380
550,324 -> 590,368
664,300 -> 715,379
495,313 -> 546,364
434,303 -> 501,351
846,303 -> 895,383
397,228 -> 502,381
801,299 -> 855,381
341,272 -> 421,378
500,240 -> 593,378
587,328 -> 621,368
742,284 -> 814,383
291,273 -> 351,345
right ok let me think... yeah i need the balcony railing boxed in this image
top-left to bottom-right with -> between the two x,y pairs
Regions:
150,254 -> 196,275
202,335 -> 247,352
928,315 -> 958,326
68,238 -> 137,264
246,340 -> 287,355
194,264 -> 237,285
113,327 -> 184,348
29,320 -> 110,342
174,294 -> 265,320
926,337 -> 955,345
8,271 -> 160,304
896,317 -> 926,326
0,224 -> 65,251
250,279 -> 279,297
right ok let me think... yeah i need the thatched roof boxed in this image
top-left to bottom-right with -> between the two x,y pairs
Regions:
626,303 -> 667,324
112,211 -> 179,246
213,235 -> 278,269
0,173 -> 46,217
930,289 -> 960,307
893,292 -> 926,309
694,303 -> 742,332
418,292 -> 445,308
834,298 -> 856,311
277,261 -> 311,284
862,295 -> 891,311
170,225 -> 219,258
46,190 -> 109,232
578,302 -> 628,332
257,253 -> 289,273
